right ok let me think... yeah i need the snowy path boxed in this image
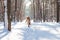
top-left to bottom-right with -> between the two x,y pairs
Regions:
0,22 -> 60,40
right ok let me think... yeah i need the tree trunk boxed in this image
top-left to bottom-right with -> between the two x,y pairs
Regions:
33,0 -> 35,21
7,0 -> 11,31
42,1 -> 45,22
14,0 -> 17,22
57,0 -> 59,22
4,0 -> 8,29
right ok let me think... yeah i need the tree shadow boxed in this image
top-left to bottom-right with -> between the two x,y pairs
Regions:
0,29 -> 9,39
40,23 -> 60,32
18,27 -> 60,40
31,22 -> 60,32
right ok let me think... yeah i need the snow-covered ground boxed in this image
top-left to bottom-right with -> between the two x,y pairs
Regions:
0,21 -> 60,40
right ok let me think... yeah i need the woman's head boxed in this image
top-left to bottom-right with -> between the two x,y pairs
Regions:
26,16 -> 30,19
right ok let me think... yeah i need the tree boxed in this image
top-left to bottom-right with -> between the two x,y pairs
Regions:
57,0 -> 59,22
7,0 -> 11,31
33,0 -> 35,21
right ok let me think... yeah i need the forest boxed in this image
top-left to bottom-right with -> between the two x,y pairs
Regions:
0,0 -> 60,31
0,0 -> 60,40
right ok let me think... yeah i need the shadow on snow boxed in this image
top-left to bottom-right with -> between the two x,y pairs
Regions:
0,29 -> 9,39
17,27 -> 60,40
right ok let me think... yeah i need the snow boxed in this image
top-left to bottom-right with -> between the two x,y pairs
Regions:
0,21 -> 60,40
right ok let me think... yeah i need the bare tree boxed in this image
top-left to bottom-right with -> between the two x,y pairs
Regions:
56,0 -> 59,22
7,0 -> 11,31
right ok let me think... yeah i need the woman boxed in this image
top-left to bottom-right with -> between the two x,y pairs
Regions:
26,16 -> 31,27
